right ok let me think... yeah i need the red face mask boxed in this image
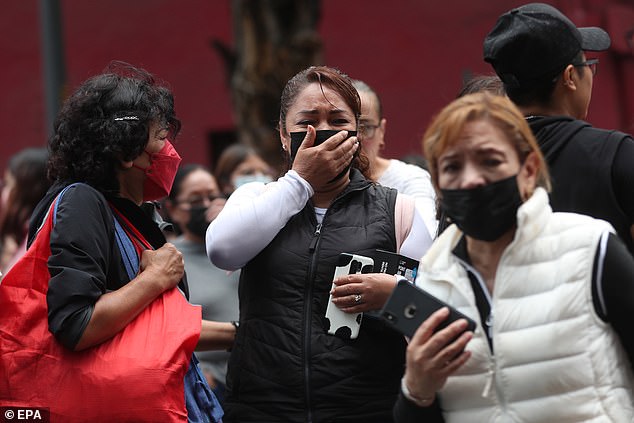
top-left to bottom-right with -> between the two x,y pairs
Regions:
133,140 -> 182,201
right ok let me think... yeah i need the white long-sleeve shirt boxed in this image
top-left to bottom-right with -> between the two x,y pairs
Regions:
378,159 -> 438,238
206,170 -> 432,270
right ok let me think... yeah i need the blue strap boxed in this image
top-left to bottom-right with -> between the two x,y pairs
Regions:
184,355 -> 223,423
52,184 -> 77,227
113,218 -> 139,280
52,183 -> 139,280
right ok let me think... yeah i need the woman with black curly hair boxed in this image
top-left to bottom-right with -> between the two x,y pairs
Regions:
14,62 -> 232,421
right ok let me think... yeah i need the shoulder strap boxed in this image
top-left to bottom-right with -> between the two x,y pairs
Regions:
113,219 -> 139,280
395,193 -> 415,250
109,204 -> 157,281
109,206 -> 154,281
52,186 -> 70,227
50,182 -> 141,281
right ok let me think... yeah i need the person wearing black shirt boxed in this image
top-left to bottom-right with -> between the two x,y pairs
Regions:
483,3 -> 634,254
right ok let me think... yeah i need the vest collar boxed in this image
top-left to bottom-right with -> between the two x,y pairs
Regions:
422,187 -> 551,276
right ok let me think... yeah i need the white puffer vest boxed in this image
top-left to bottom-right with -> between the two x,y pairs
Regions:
418,188 -> 634,422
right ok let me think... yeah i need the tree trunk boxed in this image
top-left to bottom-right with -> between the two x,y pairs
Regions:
215,0 -> 323,170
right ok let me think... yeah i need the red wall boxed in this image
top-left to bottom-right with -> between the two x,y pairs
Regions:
2,0 -> 632,172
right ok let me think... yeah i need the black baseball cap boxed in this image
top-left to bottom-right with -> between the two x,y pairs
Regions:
483,3 -> 610,87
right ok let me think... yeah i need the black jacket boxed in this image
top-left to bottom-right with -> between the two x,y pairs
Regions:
529,115 -> 634,253
27,182 -> 188,349
225,169 -> 407,423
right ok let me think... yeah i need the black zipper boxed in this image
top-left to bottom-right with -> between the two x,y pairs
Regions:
303,221 -> 322,423
301,179 -> 371,423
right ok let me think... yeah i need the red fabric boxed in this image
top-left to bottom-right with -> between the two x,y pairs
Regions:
0,201 -> 201,422
110,206 -> 153,251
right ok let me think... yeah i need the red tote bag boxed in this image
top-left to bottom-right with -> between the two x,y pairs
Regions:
0,199 -> 201,422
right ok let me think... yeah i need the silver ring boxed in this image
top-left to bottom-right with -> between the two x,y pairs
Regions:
354,294 -> 362,303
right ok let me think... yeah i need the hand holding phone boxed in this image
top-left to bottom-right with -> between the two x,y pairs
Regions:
325,253 -> 374,339
398,289 -> 476,403
380,280 -> 476,338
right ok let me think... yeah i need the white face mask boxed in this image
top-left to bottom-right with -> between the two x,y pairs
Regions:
234,174 -> 273,189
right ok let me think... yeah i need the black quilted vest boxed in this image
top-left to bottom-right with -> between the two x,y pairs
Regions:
224,170 -> 406,423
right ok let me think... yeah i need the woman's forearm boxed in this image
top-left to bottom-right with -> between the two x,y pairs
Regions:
206,170 -> 313,270
73,272 -> 166,351
196,320 -> 236,351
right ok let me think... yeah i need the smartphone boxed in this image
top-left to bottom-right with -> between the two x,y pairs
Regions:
380,280 -> 477,338
325,253 -> 374,339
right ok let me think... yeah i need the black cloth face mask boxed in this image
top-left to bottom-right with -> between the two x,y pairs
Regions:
439,174 -> 523,241
289,130 -> 357,183
186,206 -> 210,238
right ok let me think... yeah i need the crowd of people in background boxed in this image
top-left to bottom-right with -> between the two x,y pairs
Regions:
1,2 -> 634,422
0,147 -> 50,275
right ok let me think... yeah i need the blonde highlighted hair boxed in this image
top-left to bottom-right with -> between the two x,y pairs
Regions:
423,92 -> 551,193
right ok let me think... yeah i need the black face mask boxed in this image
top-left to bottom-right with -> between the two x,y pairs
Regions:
440,174 -> 523,241
186,206 -> 210,238
289,130 -> 357,182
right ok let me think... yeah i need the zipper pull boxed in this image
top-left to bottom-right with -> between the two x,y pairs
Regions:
482,368 -> 494,398
309,223 -> 322,252
485,311 -> 494,340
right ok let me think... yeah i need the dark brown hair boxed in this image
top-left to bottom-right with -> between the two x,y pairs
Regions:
457,75 -> 505,98
214,144 -> 260,195
279,66 -> 361,133
0,148 -> 51,243
278,66 -> 369,176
